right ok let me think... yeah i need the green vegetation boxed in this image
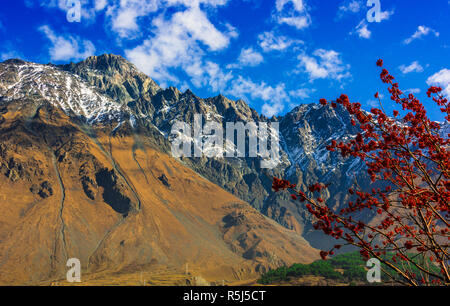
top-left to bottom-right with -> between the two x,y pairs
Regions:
258,252 -> 366,284
257,251 -> 441,285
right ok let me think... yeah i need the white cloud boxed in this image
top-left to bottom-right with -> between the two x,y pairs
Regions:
226,75 -> 314,116
353,20 -> 371,39
347,7 -> 393,39
94,0 -> 108,11
240,48 -> 263,66
338,0 -> 393,20
404,88 -> 421,94
1,51 -> 21,61
125,3 -> 234,86
257,31 -> 302,52
105,0 -> 160,38
275,0 -> 305,11
227,47 -> 263,69
404,25 -> 440,44
379,9 -> 394,21
366,99 -> 379,108
39,25 -> 96,61
261,103 -> 284,118
37,1 -> 230,38
226,76 -> 289,117
399,61 -> 424,74
427,68 -> 450,97
105,0 -> 231,38
338,0 -> 363,16
204,61 -> 233,92
289,88 -> 315,99
0,41 -> 25,61
274,0 -> 311,30
278,15 -> 310,30
297,49 -> 351,81
192,61 -> 233,92
37,0 -> 103,22
224,23 -> 239,39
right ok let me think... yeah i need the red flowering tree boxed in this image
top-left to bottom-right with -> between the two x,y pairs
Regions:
273,59 -> 449,286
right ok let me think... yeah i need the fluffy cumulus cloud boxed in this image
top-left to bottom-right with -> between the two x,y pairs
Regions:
102,0 -> 232,39
338,0 -> 363,17
298,49 -> 351,81
29,0 -> 105,22
378,9 -> 395,21
366,99 -> 379,108
37,0 -> 230,37
399,61 -> 424,74
339,0 -> 394,19
125,2 -> 233,86
1,52 -> 16,61
339,1 -> 393,39
238,48 -> 264,67
104,0 -> 160,38
350,9 -> 393,39
194,61 -> 233,92
289,88 -> 315,99
94,0 -> 108,11
274,0 -> 311,30
226,76 -> 289,117
0,40 -> 25,61
404,26 -> 440,44
427,68 -> 450,98
1,50 -> 24,61
39,25 -> 95,61
101,0 -> 232,39
404,88 -> 421,94
353,20 -> 371,39
227,47 -> 263,69
257,31 -> 302,52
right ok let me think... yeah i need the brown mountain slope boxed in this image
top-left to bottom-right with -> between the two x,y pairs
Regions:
0,100 -> 318,285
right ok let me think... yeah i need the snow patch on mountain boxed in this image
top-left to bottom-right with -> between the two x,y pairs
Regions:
0,62 -> 127,123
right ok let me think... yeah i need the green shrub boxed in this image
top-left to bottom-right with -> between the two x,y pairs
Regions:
258,251 -> 442,284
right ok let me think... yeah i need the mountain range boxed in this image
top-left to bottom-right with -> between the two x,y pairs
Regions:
0,54 -> 446,285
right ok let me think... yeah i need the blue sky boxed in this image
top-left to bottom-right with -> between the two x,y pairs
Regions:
0,0 -> 449,121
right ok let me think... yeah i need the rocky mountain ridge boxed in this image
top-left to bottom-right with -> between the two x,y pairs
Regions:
0,55 -> 383,252
1,54 -> 447,259
0,58 -> 320,284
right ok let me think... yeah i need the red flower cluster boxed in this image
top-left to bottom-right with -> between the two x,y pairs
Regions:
272,59 -> 450,286
272,177 -> 297,193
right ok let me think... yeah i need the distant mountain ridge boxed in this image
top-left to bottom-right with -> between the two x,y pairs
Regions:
0,55 -> 393,250
1,53 -> 447,270
0,55 -> 321,285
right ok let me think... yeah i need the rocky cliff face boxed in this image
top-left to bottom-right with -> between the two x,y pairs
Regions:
60,54 -> 161,105
0,56 -> 319,285
59,55 -> 378,248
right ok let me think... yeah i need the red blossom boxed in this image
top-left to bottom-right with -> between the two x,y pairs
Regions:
320,251 -> 328,260
271,58 -> 450,286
